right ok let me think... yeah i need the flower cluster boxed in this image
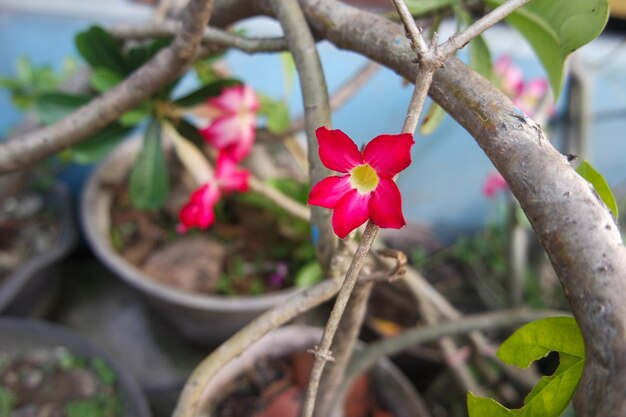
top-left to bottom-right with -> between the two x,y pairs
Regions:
493,55 -> 554,118
308,127 -> 414,239
177,85 -> 258,232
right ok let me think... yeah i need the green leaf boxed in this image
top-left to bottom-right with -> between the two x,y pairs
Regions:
16,56 -> 35,84
90,68 -> 124,93
65,124 -> 132,164
420,102 -> 447,135
126,38 -> 171,71
294,261 -> 323,287
173,79 -> 242,107
258,94 -> 291,134
467,317 -> 584,417
467,392 -> 510,417
404,0 -> 458,16
484,0 -> 609,98
129,119 -> 169,210
75,26 -> 128,75
576,160 -> 618,218
280,52 -> 296,97
469,35 -> 493,80
35,93 -> 90,124
173,118 -> 206,148
119,102 -> 153,126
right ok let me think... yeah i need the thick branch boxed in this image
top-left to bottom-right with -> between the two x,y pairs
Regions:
0,0 -> 215,173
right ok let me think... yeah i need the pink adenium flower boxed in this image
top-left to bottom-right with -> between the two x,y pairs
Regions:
308,127 -> 414,239
494,55 -> 524,98
178,182 -> 221,232
482,172 -> 509,198
216,152 -> 250,193
200,85 -> 259,162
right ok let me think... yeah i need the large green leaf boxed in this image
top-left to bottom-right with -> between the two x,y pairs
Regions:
35,93 -> 90,124
576,160 -> 618,218
173,79 -> 242,107
129,119 -> 169,210
65,124 -> 132,164
485,0 -> 609,99
468,317 -> 584,417
75,26 -> 128,75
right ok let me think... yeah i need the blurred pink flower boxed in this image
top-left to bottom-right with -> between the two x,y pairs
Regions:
216,152 -> 250,193
493,55 -> 554,119
494,55 -> 524,98
200,85 -> 259,162
483,172 -> 508,198
178,182 -> 221,232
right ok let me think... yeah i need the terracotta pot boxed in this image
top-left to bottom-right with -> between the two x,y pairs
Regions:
0,181 -> 78,316
81,137 -> 301,346
0,317 -> 152,417
195,325 -> 428,417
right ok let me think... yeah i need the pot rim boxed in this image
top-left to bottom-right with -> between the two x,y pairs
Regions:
81,136 -> 303,311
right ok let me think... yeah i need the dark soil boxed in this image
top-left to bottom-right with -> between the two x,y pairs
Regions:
210,352 -> 396,417
0,347 -> 122,417
0,192 -> 59,284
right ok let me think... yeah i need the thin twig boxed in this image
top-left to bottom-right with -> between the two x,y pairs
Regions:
439,0 -> 531,57
302,2 -> 436,415
172,277 -> 342,417
300,222 -> 379,417
110,22 -> 290,53
0,0 -> 215,173
248,176 -> 310,222
391,0 -> 429,56
340,308 -> 567,395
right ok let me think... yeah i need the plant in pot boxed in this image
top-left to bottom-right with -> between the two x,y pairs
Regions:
0,317 -> 151,417
0,58 -> 81,317
68,26 -> 319,345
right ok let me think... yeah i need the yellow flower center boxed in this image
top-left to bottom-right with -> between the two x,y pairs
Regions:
350,164 -> 379,194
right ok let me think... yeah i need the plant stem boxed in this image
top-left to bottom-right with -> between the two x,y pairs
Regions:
248,176 -> 310,222
340,308 -> 566,395
173,277 -> 342,417
299,221 -> 379,417
111,22 -> 290,53
268,0 -> 337,271
439,0 -> 531,57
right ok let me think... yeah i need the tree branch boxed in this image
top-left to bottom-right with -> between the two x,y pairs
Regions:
248,176 -> 311,222
110,21 -> 290,53
0,0 -> 215,173
342,308 -> 566,394
172,276 -> 342,417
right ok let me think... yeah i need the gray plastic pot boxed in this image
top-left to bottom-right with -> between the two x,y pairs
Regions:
81,137 -> 301,346
0,317 -> 152,417
0,181 -> 78,316
191,325 -> 428,417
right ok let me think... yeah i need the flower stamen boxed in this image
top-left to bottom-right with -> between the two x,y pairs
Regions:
350,164 -> 379,194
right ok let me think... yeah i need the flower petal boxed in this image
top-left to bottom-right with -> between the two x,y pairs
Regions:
363,133 -> 414,178
178,183 -> 221,231
369,178 -> 405,229
208,85 -> 246,113
217,153 -> 250,192
316,127 -> 363,173
308,175 -> 352,208
332,189 -> 370,239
